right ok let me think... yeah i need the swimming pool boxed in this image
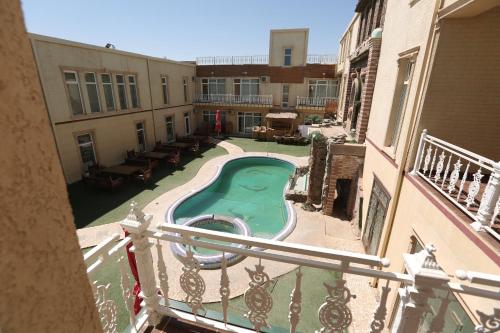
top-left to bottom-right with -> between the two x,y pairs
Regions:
166,156 -> 296,267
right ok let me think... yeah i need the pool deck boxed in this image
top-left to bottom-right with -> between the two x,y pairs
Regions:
77,140 -> 379,332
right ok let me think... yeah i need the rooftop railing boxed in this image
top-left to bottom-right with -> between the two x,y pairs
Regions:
196,54 -> 337,65
411,129 -> 500,241
194,94 -> 273,106
86,202 -> 500,333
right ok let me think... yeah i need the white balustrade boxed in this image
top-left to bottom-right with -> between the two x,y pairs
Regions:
411,130 -> 500,241
87,202 -> 500,333
196,54 -> 337,65
194,94 -> 273,106
296,96 -> 337,110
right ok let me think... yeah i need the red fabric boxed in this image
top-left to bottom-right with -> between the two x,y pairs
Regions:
215,109 -> 222,134
124,229 -> 143,315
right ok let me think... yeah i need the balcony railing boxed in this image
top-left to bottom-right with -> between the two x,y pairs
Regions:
296,96 -> 337,110
196,54 -> 337,65
194,94 -> 273,107
86,202 -> 500,333
411,129 -> 500,241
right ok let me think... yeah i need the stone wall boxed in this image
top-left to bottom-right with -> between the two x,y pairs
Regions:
322,144 -> 366,218
0,2 -> 102,332
306,135 -> 328,204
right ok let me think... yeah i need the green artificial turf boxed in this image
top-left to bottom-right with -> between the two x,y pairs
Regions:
69,145 -> 227,229
224,137 -> 311,157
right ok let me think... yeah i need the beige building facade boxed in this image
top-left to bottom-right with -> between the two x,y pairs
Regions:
30,34 -> 196,183
356,0 -> 500,329
194,28 -> 339,135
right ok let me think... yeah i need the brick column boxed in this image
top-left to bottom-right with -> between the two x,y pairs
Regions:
342,69 -> 356,122
355,36 -> 382,143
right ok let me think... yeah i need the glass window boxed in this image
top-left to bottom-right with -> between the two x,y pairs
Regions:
100,73 -> 115,111
165,116 -> 175,142
388,60 -> 414,148
116,74 -> 127,109
284,48 -> 292,66
201,78 -> 225,95
136,122 -> 146,152
183,78 -> 188,102
362,178 -> 390,255
64,71 -> 84,115
237,112 -> 262,134
184,112 -> 190,135
77,133 -> 96,170
308,80 -> 339,99
84,72 -> 101,113
234,78 -> 259,98
282,84 -> 290,107
161,76 -> 169,104
128,75 -> 139,108
202,110 -> 226,132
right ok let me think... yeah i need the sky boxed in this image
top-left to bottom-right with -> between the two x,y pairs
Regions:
21,0 -> 357,62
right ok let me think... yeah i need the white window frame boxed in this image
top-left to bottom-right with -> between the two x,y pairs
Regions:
100,73 -> 115,111
183,77 -> 188,102
136,122 -> 147,152
237,112 -> 262,134
84,72 -> 101,113
161,76 -> 169,105
308,79 -> 339,99
116,74 -> 128,110
64,70 -> 84,115
233,78 -> 259,97
165,116 -> 175,143
184,112 -> 190,135
282,84 -> 290,107
284,48 -> 292,66
128,74 -> 140,108
77,133 -> 97,171
201,78 -> 226,96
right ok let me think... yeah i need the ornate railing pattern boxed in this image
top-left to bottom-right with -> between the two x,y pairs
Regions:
411,130 -> 500,241
194,94 -> 273,106
296,96 -> 337,110
85,202 -> 500,333
196,54 -> 337,65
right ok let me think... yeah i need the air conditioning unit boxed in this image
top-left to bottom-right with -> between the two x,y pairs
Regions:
260,76 -> 269,82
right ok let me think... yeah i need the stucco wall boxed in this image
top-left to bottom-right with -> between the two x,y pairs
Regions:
269,29 -> 308,67
0,2 -> 102,332
418,6 -> 500,160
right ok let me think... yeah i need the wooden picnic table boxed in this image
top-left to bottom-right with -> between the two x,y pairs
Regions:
167,142 -> 193,149
101,164 -> 143,176
140,151 -> 169,160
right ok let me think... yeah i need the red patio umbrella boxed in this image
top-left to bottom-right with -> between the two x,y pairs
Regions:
215,109 -> 222,137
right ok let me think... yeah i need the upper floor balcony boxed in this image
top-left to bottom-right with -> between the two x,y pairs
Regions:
86,202 -> 500,333
196,54 -> 337,66
296,96 -> 338,112
194,94 -> 273,107
411,130 -> 500,242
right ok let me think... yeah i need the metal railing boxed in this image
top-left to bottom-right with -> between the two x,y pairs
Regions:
194,94 -> 273,106
87,202 -> 500,333
196,54 -> 337,65
411,129 -> 500,241
296,96 -> 337,110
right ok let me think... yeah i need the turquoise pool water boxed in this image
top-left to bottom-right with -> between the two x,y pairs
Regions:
173,157 -> 295,239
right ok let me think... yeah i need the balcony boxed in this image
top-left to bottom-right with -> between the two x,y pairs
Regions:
194,94 -> 273,107
196,54 -> 337,65
86,202 -> 500,333
296,96 -> 338,112
411,130 -> 500,241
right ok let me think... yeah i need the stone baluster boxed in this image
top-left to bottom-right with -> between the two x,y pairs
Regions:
121,201 -> 161,326
473,161 -> 500,231
410,129 -> 428,176
391,245 -> 449,333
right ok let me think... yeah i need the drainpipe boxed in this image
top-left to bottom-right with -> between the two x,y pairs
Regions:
146,58 -> 157,144
378,0 -> 443,262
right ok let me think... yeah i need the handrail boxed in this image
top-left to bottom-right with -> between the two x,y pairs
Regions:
194,93 -> 273,105
196,54 -> 337,65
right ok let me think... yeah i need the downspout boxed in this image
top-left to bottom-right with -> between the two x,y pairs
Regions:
378,0 -> 443,261
146,58 -> 157,143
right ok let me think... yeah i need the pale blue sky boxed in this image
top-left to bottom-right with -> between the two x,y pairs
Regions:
21,0 -> 357,61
